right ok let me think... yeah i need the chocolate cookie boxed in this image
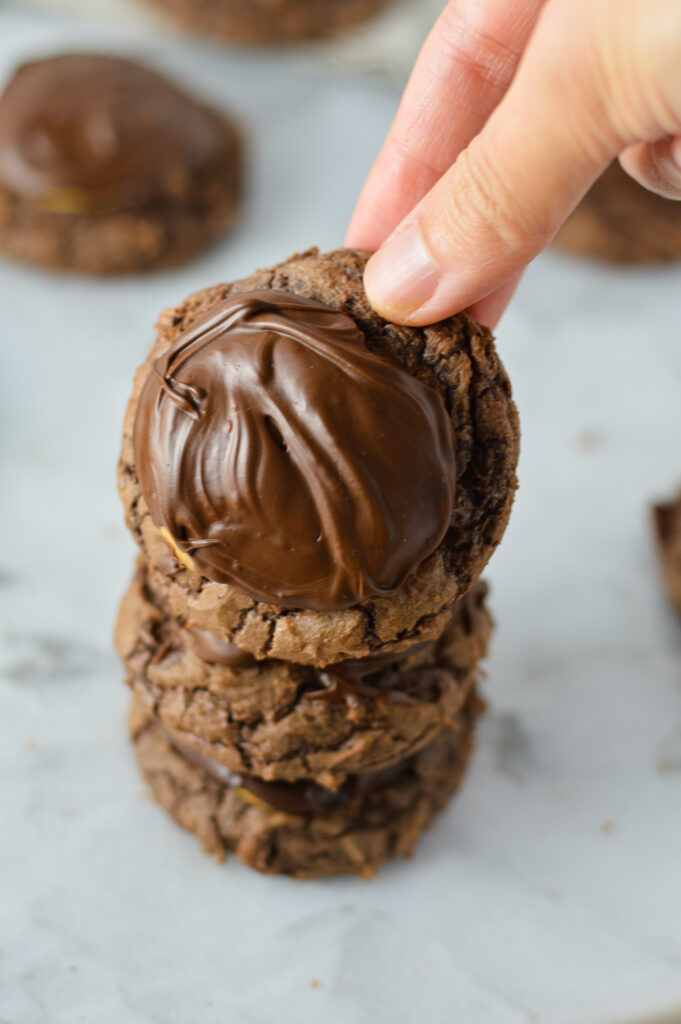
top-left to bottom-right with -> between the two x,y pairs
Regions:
145,0 -> 395,45
554,161 -> 681,264
118,248 -> 519,666
653,491 -> 681,617
129,687 -> 482,879
115,562 -> 492,786
0,54 -> 242,274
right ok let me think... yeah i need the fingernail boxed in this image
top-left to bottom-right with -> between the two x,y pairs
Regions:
364,221 -> 440,318
651,139 -> 681,197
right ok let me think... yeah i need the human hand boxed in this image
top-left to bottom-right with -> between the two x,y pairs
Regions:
347,0 -> 681,327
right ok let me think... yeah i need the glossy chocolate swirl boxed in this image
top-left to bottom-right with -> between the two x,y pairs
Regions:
133,290 -> 456,610
0,54 -> 228,209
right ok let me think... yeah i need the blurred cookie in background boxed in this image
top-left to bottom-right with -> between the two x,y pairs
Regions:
653,491 -> 681,620
554,160 -> 681,264
143,0 -> 398,45
0,53 -> 243,274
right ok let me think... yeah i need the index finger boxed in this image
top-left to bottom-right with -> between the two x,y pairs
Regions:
347,0 -> 546,251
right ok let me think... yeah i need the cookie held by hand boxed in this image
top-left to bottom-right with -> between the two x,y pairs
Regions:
119,247 -> 519,665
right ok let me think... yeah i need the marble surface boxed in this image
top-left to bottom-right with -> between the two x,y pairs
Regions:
2,7 -> 681,1024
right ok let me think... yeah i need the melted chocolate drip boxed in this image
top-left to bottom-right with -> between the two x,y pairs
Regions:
311,642 -> 436,705
0,54 -> 228,208
170,735 -> 414,816
134,290 -> 456,610
310,581 -> 489,702
137,574 -> 488,708
189,627 -> 258,668
328,642 -> 435,685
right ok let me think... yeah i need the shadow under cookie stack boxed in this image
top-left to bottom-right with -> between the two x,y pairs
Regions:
115,248 -> 519,879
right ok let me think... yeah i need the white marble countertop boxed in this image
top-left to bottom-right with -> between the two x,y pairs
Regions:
2,7 -> 681,1024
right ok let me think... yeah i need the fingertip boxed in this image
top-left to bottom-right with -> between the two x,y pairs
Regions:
362,222 -> 441,323
345,209 -> 374,251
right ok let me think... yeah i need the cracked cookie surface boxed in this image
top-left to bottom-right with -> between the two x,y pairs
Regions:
118,248 -> 519,665
116,563 -> 492,787
129,687 -> 482,879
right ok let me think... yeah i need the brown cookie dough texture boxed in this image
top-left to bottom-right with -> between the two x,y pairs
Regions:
146,0 -> 396,45
653,490 -> 681,617
0,55 -> 243,274
554,161 -> 681,264
129,688 -> 483,879
115,563 -> 492,787
118,247 -> 519,666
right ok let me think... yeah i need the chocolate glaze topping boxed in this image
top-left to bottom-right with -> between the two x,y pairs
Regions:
0,54 -> 228,208
134,290 -> 456,610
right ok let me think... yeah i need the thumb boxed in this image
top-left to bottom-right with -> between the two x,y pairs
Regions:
363,0 -> 681,326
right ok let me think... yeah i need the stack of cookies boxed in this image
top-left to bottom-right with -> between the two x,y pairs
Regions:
116,248 -> 519,878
